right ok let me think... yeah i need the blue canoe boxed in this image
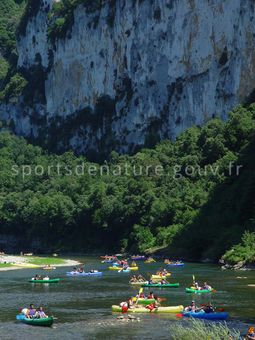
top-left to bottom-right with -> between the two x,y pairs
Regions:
166,263 -> 184,267
183,311 -> 228,320
66,271 -> 103,277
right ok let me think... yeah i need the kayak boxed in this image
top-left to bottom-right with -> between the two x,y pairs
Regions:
151,274 -> 171,280
109,266 -> 138,271
142,283 -> 179,288
29,278 -> 60,283
132,298 -> 155,305
16,314 -> 54,326
66,271 -> 102,276
185,288 -> 214,294
144,259 -> 156,263
130,281 -> 148,286
112,305 -> 183,313
166,263 -> 184,267
182,311 -> 228,320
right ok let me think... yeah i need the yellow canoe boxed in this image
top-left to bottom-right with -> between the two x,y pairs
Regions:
151,273 -> 171,279
109,266 -> 138,271
112,305 -> 183,313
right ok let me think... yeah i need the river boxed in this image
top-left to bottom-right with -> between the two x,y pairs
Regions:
0,257 -> 255,339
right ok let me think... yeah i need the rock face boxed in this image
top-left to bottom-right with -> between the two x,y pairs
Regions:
1,0 -> 255,156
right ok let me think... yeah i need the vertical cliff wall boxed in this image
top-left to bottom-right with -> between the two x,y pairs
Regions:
1,0 -> 255,155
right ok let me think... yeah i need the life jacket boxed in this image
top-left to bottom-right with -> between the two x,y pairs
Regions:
146,303 -> 155,311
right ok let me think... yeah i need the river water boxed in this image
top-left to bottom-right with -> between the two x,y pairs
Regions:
0,257 -> 255,339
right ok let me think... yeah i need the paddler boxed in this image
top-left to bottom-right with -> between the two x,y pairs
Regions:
203,282 -> 212,290
37,306 -> 48,318
145,295 -> 160,312
184,300 -> 196,312
27,304 -> 37,318
147,291 -> 154,299
130,275 -> 137,282
202,303 -> 214,313
246,327 -> 255,340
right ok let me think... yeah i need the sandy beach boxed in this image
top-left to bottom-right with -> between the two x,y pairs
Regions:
0,255 -> 80,271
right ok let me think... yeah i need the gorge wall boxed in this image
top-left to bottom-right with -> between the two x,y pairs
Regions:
1,0 -> 255,156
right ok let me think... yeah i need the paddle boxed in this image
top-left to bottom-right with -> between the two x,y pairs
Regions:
134,287 -> 144,307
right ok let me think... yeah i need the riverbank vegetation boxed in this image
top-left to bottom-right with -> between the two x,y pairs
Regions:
222,231 -> 255,266
169,319 -> 240,340
0,104 -> 254,261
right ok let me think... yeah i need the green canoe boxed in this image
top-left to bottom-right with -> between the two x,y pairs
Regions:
16,314 -> 53,327
29,278 -> 60,283
185,288 -> 214,294
142,283 -> 179,288
133,298 -> 155,305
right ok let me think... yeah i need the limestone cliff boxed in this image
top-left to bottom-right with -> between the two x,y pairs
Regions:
1,0 -> 255,156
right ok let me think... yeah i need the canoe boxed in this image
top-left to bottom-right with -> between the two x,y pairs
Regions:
182,311 -> 228,320
112,305 -> 183,313
16,314 -> 54,326
66,271 -> 102,276
43,267 -> 56,270
132,298 -> 155,305
130,281 -> 148,286
166,263 -> 184,267
142,283 -> 179,288
108,266 -> 138,271
185,288 -> 214,294
151,274 -> 171,279
29,278 -> 60,283
131,256 -> 145,261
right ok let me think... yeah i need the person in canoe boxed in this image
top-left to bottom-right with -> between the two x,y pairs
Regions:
246,327 -> 255,340
27,304 -> 37,318
163,268 -> 171,276
37,306 -> 48,318
202,303 -> 214,313
194,282 -> 202,290
203,282 -> 212,291
32,274 -> 41,280
164,259 -> 170,264
78,267 -> 84,273
137,275 -> 146,282
147,291 -> 154,299
160,279 -> 167,285
131,261 -> 137,267
145,295 -> 160,312
130,275 -> 137,282
184,300 -> 196,312
128,297 -> 135,309
137,291 -> 145,299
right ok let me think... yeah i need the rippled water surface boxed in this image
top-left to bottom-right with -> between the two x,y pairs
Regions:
1,257 -> 255,339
